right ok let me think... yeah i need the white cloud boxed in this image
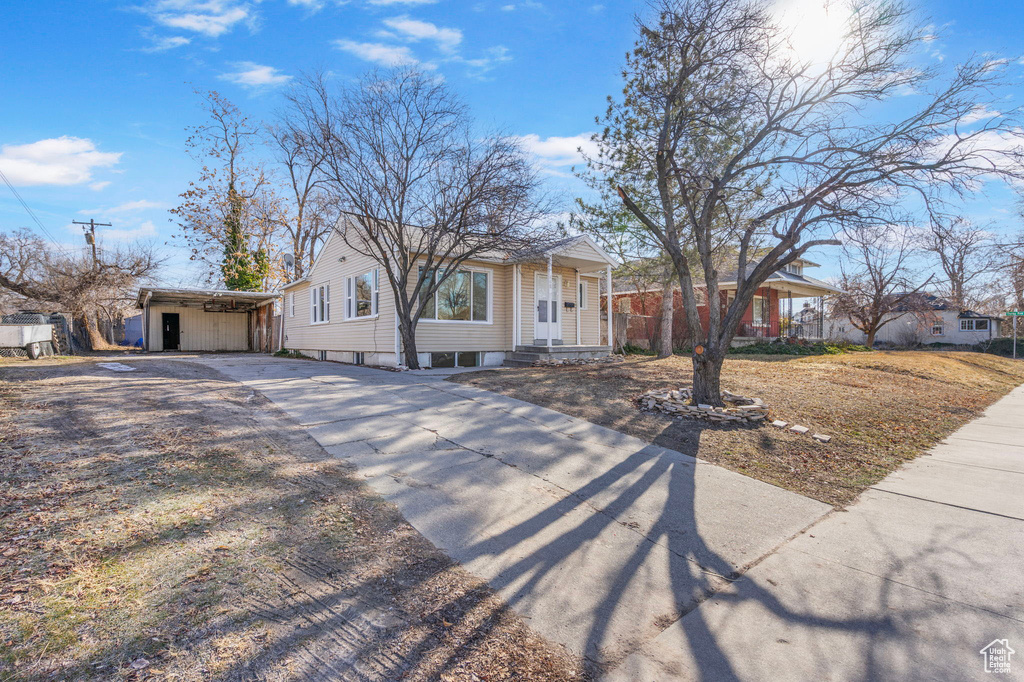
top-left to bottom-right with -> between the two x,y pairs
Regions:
960,105 -> 1002,126
80,200 -> 164,216
219,62 -> 292,89
143,0 -> 253,38
383,15 -> 462,53
458,45 -> 513,75
514,133 -> 597,177
102,220 -> 160,241
0,137 -> 121,187
334,39 -> 420,66
90,181 -> 112,191
142,34 -> 192,52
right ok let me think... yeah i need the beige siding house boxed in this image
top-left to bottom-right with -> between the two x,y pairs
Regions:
137,288 -> 279,352
281,230 -> 617,368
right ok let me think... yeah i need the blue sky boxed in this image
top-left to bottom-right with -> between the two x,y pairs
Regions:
1,0 -> 1022,286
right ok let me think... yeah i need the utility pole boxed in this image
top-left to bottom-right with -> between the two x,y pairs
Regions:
72,219 -> 110,268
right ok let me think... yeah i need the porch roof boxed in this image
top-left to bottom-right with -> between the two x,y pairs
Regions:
507,235 -> 619,273
718,270 -> 844,297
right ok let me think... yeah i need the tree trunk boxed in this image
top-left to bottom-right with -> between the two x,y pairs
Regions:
691,349 -> 725,406
866,329 -> 877,348
82,313 -> 106,351
658,283 -> 673,358
398,316 -> 421,369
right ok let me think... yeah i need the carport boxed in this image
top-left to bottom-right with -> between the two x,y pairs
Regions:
137,287 -> 279,352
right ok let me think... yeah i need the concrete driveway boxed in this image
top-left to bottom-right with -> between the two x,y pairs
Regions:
192,355 -> 830,672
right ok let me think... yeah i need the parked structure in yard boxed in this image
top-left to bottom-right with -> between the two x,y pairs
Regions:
613,258 -> 841,349
136,287 -> 280,352
281,229 -> 618,368
827,293 -> 1003,346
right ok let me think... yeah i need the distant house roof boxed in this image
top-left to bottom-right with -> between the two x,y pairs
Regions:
889,293 -> 1001,319
613,259 -> 842,297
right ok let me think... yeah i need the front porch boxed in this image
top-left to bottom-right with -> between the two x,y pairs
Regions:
507,235 -> 619,355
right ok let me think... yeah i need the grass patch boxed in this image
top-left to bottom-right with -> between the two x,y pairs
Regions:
451,351 -> 1024,507
0,360 -> 584,681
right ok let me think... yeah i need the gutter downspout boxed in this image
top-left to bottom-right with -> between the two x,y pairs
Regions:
606,265 -> 613,350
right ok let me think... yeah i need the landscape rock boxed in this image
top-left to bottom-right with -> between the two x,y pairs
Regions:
812,433 -> 832,443
771,420 -> 788,428
790,425 -> 810,434
638,387 -> 770,425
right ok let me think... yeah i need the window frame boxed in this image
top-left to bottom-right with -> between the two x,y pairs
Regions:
579,281 -> 589,310
344,269 -> 380,321
960,318 -> 988,332
418,265 -> 494,325
288,292 -> 295,318
752,294 -> 767,327
310,283 -> 330,325
931,323 -> 944,336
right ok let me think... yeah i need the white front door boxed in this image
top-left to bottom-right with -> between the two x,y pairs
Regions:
534,273 -> 562,343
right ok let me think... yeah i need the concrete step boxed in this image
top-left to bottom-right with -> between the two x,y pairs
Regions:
516,345 -> 610,353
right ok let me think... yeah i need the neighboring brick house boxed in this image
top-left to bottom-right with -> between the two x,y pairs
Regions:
611,258 -> 840,349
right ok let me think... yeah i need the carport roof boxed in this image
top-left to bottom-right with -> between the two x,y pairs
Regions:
137,287 -> 279,310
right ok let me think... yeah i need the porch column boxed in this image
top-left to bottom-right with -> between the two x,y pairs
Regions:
547,255 -> 554,349
575,269 -> 581,345
513,264 -> 520,348
606,264 -> 613,350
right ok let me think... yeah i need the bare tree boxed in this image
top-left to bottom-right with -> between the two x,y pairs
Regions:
832,224 -> 930,347
920,215 -> 994,311
287,69 -> 548,368
585,0 -> 1024,404
0,228 -> 160,349
171,90 -> 281,290
269,84 -> 335,279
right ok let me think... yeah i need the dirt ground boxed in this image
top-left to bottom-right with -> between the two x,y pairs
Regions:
0,357 -> 585,681
451,351 -> 1024,507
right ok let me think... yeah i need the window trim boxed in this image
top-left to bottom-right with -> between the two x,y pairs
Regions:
931,323 -> 944,336
344,269 -> 380,321
310,284 -> 330,324
960,318 -> 989,332
418,265 -> 494,325
288,292 -> 295,318
579,281 -> 589,310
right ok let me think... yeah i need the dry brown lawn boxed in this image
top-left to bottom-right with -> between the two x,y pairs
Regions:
451,351 -> 1024,507
0,358 -> 585,681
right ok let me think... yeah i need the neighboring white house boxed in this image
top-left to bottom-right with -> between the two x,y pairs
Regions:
280,225 -> 619,368
827,293 -> 1003,346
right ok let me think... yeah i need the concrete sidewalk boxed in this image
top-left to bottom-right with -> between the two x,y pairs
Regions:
191,355 -> 830,671
610,384 -> 1024,681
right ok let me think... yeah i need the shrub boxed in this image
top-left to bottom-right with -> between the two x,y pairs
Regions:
729,340 -> 871,356
274,349 -> 307,359
621,343 -> 657,356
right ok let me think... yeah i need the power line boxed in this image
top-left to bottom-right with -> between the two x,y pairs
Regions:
0,168 -> 73,256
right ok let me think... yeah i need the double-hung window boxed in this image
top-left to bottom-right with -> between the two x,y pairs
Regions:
345,269 -> 379,319
960,318 -> 989,332
419,267 -> 490,322
931,323 -> 943,336
310,284 -> 330,324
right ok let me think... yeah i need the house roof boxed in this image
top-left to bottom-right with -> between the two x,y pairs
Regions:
613,265 -> 842,298
889,293 -> 1002,319
137,287 -> 279,310
507,234 -> 619,270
